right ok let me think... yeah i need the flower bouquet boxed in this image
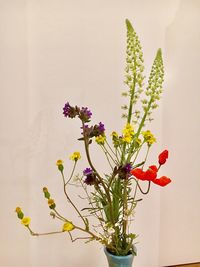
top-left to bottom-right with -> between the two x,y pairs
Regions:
15,19 -> 171,264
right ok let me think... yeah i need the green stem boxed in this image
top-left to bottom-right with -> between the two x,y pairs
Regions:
133,179 -> 151,195
122,179 -> 128,245
82,122 -> 115,225
100,145 -> 114,170
65,161 -> 77,185
127,98 -> 153,162
105,140 -> 120,161
61,171 -> 87,227
121,74 -> 136,164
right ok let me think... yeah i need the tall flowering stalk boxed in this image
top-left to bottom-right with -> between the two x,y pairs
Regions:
15,19 -> 171,256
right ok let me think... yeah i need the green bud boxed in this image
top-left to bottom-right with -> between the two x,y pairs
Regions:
44,191 -> 50,199
17,211 -> 24,219
58,164 -> 64,172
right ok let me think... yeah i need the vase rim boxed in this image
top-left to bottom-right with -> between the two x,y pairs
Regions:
104,247 -> 135,259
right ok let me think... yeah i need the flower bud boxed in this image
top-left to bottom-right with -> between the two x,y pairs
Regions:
15,207 -> 24,219
43,187 -> 50,199
56,160 -> 64,172
158,150 -> 168,165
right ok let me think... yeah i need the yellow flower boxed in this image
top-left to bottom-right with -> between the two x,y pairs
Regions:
48,199 -> 55,206
70,152 -> 81,161
21,217 -> 31,226
122,123 -> 134,143
95,135 -> 106,145
48,198 -> 56,209
56,160 -> 63,166
142,130 -> 156,146
63,221 -> 75,232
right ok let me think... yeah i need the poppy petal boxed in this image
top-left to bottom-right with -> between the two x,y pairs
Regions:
131,168 -> 146,180
153,176 -> 171,187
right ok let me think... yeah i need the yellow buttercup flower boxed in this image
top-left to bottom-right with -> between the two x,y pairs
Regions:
21,217 -> 31,226
70,152 -> 81,161
142,130 -> 156,146
122,123 -> 134,143
95,135 -> 106,145
63,221 -> 75,232
56,160 -> 63,166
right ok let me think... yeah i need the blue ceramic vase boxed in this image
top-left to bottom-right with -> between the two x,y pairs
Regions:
104,248 -> 135,267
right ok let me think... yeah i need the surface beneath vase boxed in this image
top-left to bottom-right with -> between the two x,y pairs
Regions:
166,263 -> 200,267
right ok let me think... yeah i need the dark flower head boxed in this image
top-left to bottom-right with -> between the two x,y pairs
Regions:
124,163 -> 132,173
79,107 -> 92,123
118,163 -> 132,179
63,102 -> 79,118
92,122 -> 105,137
83,167 -> 93,176
83,167 -> 96,185
98,122 -> 105,134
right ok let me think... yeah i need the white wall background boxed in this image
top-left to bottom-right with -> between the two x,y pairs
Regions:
0,1 -> 199,267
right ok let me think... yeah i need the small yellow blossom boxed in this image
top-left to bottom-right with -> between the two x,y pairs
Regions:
48,198 -> 56,209
95,135 -> 106,145
48,199 -> 55,206
122,123 -> 134,143
56,160 -> 63,166
63,221 -> 75,232
142,130 -> 156,146
21,217 -> 31,226
70,152 -> 81,161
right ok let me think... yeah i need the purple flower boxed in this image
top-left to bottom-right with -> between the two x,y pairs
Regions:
79,107 -> 92,123
63,102 -> 79,118
124,163 -> 132,173
83,167 -> 96,185
98,122 -> 105,134
63,102 -> 71,117
83,167 -> 93,176
118,163 -> 132,179
91,122 -> 105,137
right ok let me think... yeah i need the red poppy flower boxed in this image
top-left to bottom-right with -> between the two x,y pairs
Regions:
130,168 -> 145,180
131,165 -> 158,182
158,150 -> 168,165
144,165 -> 158,181
153,176 -> 171,187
